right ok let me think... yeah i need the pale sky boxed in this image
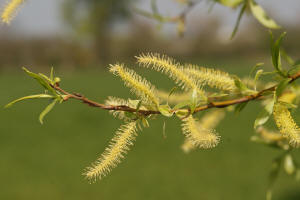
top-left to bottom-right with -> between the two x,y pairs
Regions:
0,0 -> 299,37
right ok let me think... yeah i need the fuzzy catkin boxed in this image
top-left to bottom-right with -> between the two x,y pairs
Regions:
181,115 -> 220,149
185,64 -> 236,92
273,102 -> 300,148
110,64 -> 159,107
84,121 -> 137,181
136,53 -> 205,98
1,0 -> 24,24
181,110 -> 224,152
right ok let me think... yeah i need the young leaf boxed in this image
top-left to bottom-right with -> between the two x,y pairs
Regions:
230,2 -> 246,39
254,99 -> 274,129
219,0 -> 243,8
270,32 -> 287,76
22,67 -> 57,95
39,99 -> 58,124
5,94 -> 54,108
254,69 -> 264,90
249,0 -> 280,29
173,100 -> 191,110
158,104 -> 173,117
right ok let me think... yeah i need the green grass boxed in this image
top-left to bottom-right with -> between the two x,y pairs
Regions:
0,61 -> 299,200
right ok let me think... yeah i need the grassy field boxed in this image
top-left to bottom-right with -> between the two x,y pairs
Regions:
1,60 -> 299,200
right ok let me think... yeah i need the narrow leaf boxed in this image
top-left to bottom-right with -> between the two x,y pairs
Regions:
5,94 -> 54,108
249,0 -> 280,29
158,104 -> 173,117
254,99 -> 274,128
39,99 -> 58,124
22,67 -> 57,95
230,2 -> 246,39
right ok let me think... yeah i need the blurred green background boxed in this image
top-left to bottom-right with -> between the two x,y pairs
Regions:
1,0 -> 300,200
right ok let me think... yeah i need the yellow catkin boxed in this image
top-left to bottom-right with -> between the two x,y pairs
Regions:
273,102 -> 300,148
181,110 -> 225,153
84,121 -> 137,181
1,0 -> 24,24
109,64 -> 159,107
136,53 -> 205,98
185,64 -> 236,92
181,115 -> 220,149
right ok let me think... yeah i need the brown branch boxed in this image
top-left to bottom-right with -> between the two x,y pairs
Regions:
52,71 -> 300,116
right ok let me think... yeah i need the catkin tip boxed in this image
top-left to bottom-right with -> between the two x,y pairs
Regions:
84,121 -> 138,181
1,0 -> 24,24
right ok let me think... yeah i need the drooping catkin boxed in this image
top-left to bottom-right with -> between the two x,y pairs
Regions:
1,0 -> 24,24
84,121 -> 138,181
184,64 -> 236,92
136,53 -> 205,98
109,64 -> 159,107
181,115 -> 220,149
181,110 -> 224,153
273,102 -> 300,148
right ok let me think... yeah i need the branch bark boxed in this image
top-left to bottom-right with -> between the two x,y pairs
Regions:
52,71 -> 300,116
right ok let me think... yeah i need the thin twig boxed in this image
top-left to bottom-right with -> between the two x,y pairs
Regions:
52,71 -> 300,116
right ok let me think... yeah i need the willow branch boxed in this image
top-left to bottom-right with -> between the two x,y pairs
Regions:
52,71 -> 300,116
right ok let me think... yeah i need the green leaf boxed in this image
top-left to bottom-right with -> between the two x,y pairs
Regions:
250,62 -> 264,77
39,99 -> 58,124
50,67 -> 54,81
284,154 -> 295,175
167,87 -> 178,105
173,100 -> 191,110
5,94 -> 54,108
254,69 -> 264,90
254,99 -> 274,129
270,32 -> 287,76
219,0 -> 243,8
158,104 -> 173,117
22,67 -> 57,95
276,79 -> 290,98
230,2 -> 246,39
249,0 -> 280,29
233,76 -> 250,94
175,110 -> 189,119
